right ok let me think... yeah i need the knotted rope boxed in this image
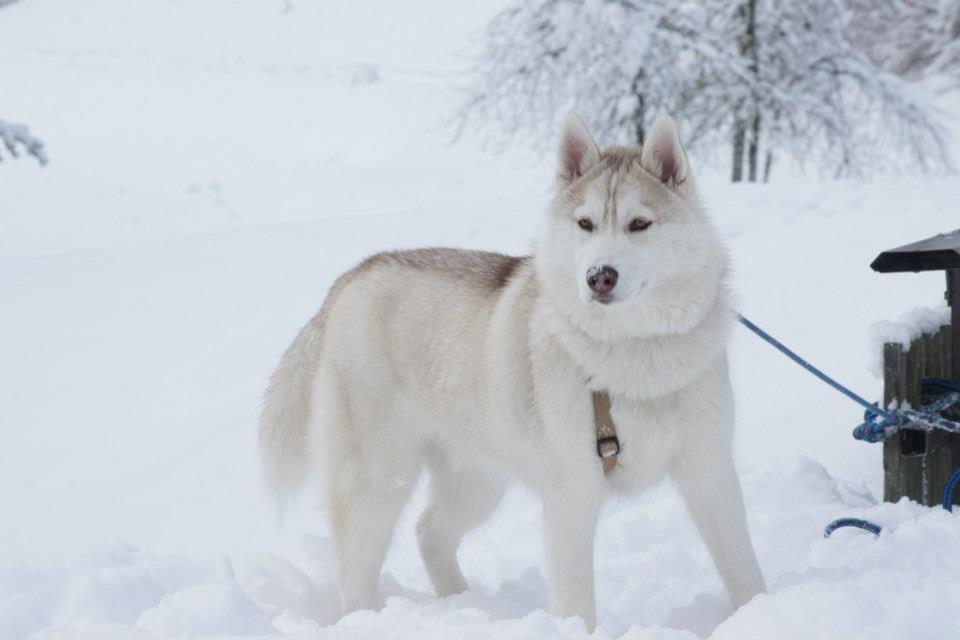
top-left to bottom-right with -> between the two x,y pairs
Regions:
738,315 -> 960,536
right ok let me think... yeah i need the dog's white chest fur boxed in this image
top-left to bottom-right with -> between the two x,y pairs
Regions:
531,297 -> 733,492
604,363 -> 730,490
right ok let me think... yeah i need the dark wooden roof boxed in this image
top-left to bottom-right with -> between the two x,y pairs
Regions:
871,229 -> 960,273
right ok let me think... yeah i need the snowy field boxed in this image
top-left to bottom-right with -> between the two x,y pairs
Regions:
3,1 -> 960,639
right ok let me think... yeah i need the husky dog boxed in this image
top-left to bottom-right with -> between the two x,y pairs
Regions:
259,114 -> 766,629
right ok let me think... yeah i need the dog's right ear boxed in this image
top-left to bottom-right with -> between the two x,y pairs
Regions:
557,113 -> 600,187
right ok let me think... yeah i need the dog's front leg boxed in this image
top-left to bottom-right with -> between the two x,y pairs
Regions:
671,439 -> 766,608
542,481 -> 603,630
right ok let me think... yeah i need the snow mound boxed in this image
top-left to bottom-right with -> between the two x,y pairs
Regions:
5,460 -> 960,638
134,561 -> 275,637
715,506 -> 960,640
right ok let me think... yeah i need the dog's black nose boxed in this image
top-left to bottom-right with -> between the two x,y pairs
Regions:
586,265 -> 618,295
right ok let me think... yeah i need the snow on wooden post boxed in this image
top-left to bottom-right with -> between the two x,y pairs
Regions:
871,229 -> 960,506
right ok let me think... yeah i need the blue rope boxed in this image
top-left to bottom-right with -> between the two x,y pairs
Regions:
924,378 -> 960,394
943,467 -> 960,512
936,380 -> 960,512
737,314 -> 960,535
736,315 -> 898,420
737,314 -> 960,442
823,518 -> 882,537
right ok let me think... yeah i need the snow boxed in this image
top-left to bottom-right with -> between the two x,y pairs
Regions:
870,303 -> 952,375
3,1 -> 960,639
872,304 -> 952,351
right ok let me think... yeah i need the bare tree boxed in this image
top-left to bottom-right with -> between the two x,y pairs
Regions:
742,0 -> 952,178
459,0 -> 952,181
456,0 -> 738,151
730,0 -> 759,182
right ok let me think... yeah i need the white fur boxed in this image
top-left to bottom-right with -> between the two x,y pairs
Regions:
259,114 -> 766,630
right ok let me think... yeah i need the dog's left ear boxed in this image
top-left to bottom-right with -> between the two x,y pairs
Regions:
557,113 -> 601,187
640,116 -> 689,187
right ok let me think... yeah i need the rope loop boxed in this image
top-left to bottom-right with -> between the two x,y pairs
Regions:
823,518 -> 882,538
943,467 -> 960,512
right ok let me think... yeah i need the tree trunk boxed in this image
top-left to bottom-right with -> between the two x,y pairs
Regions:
731,121 -> 746,182
732,0 -> 758,184
763,109 -> 780,183
633,100 -> 646,147
630,68 -> 647,146
747,111 -> 761,182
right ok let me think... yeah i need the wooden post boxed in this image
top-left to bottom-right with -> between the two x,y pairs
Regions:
950,269 -> 960,383
871,231 -> 960,506
883,322 -> 960,507
883,338 -> 925,504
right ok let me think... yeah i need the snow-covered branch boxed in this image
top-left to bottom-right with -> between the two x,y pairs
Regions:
847,0 -> 960,84
456,0 -> 735,151
0,120 -> 48,166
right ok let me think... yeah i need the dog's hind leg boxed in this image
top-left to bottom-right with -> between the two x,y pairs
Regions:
416,450 -> 507,597
323,375 -> 421,614
328,446 -> 420,613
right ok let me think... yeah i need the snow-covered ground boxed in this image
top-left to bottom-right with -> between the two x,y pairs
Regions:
2,1 -> 960,639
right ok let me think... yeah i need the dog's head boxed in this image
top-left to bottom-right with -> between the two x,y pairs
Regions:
535,114 -> 725,338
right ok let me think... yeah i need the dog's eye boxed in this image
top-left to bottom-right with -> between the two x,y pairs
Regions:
577,218 -> 594,232
628,217 -> 652,232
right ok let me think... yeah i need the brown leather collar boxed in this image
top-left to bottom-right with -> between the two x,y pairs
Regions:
592,390 -> 620,474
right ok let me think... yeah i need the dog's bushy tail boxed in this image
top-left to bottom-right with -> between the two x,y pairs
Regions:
258,307 -> 327,500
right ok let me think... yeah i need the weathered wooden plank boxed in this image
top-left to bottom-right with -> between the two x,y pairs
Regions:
950,269 -> 960,382
883,342 -> 901,409
883,442 -> 899,503
943,272 -> 960,507
894,454 -> 927,504
883,343 -> 902,503
945,324 -> 953,384
905,336 -> 923,408
927,328 -> 944,380
927,430 -> 956,507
